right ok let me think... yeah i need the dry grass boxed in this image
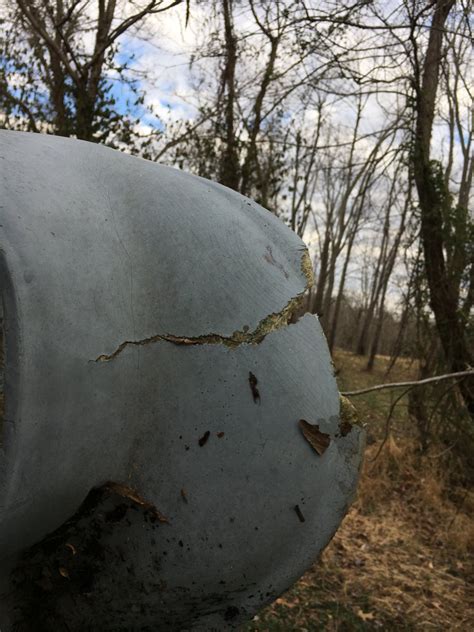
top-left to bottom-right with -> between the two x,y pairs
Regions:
243,350 -> 474,631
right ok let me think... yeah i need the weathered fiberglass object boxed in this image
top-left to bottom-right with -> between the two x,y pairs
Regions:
0,130 -> 364,631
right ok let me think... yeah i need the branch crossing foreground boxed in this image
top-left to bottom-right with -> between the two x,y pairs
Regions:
341,369 -> 474,397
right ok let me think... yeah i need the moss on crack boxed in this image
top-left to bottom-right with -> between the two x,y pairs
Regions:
300,249 -> 314,290
339,395 -> 363,429
95,248 -> 313,363
95,294 -> 305,362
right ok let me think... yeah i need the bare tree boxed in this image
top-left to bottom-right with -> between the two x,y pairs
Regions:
0,0 -> 183,150
410,0 -> 473,413
366,181 -> 410,370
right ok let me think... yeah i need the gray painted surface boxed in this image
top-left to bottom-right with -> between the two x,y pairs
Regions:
0,131 -> 363,630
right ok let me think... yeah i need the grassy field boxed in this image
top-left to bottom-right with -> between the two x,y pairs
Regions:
243,349 -> 474,631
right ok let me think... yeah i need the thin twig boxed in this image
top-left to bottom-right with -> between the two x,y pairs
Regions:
427,378 -> 466,428
368,386 -> 413,465
426,440 -> 458,459
341,369 -> 474,397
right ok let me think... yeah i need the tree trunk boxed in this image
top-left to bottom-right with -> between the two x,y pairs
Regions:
311,231 -> 331,318
328,235 -> 354,352
366,286 -> 387,371
218,0 -> 240,190
321,255 -> 336,333
412,0 -> 474,413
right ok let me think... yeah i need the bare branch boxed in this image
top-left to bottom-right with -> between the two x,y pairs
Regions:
341,370 -> 474,397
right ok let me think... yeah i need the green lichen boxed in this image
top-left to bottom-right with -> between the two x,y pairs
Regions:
339,395 -> 363,429
300,249 -> 314,289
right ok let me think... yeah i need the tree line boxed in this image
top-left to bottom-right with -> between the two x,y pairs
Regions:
0,0 -> 472,457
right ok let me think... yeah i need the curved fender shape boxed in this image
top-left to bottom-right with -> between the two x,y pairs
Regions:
0,130 -> 364,631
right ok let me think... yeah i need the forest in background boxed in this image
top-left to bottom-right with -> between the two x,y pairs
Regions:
0,0 -> 472,467
1,3 -> 473,628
